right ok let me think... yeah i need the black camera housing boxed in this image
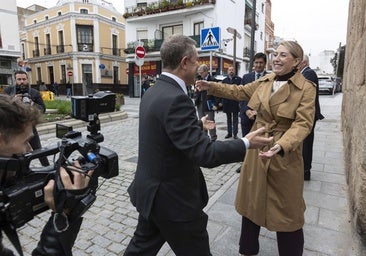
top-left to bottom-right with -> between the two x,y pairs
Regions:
0,91 -> 119,229
71,91 -> 116,122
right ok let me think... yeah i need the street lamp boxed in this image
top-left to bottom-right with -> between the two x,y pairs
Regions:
226,27 -> 242,69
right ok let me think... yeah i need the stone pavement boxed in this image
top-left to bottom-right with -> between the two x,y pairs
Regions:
3,93 -> 365,255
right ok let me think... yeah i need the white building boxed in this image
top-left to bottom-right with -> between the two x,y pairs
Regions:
123,0 -> 266,87
0,0 -> 21,86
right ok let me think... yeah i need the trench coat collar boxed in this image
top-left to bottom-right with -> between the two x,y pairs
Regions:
256,72 -> 306,114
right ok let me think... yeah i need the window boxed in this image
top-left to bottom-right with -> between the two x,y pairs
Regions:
262,3 -> 264,13
57,30 -> 65,53
61,65 -> 66,83
137,30 -> 148,41
112,17 -> 116,22
80,9 -> 88,14
0,59 -> 11,68
162,24 -> 183,39
194,22 -> 204,36
112,34 -> 118,55
33,20 -> 37,24
45,16 -> 48,20
76,25 -> 93,51
45,34 -> 51,55
58,11 -> 62,16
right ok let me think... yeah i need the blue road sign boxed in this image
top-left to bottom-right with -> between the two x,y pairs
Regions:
201,27 -> 221,51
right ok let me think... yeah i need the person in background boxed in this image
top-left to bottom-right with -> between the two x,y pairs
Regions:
3,70 -> 50,167
0,94 -> 93,256
236,52 -> 268,173
298,54 -> 324,180
195,64 -> 218,141
66,81 -> 72,98
141,75 -> 150,97
124,34 -> 273,256
221,66 -> 241,139
53,81 -> 59,97
196,40 -> 316,256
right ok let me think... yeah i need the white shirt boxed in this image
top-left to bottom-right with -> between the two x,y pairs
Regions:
161,72 -> 188,95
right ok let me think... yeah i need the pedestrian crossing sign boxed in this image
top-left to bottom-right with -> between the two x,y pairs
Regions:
201,27 -> 220,51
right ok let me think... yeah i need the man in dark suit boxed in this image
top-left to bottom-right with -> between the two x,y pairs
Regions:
298,55 -> 324,180
240,53 -> 268,137
235,52 -> 268,173
124,34 -> 273,256
222,66 -> 241,139
195,64 -> 218,141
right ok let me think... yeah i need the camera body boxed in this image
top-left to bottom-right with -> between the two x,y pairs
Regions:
0,91 -> 118,228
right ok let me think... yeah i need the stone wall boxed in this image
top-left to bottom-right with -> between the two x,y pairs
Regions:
342,0 -> 366,242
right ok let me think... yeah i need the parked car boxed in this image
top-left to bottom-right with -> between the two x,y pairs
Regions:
334,77 -> 342,92
318,75 -> 336,95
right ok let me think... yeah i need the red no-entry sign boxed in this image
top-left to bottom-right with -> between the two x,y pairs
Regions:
67,71 -> 73,76
135,46 -> 146,59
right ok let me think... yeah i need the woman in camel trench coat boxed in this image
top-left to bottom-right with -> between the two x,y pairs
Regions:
196,41 -> 316,256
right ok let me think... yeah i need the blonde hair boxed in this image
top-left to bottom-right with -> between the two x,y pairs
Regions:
279,41 -> 303,69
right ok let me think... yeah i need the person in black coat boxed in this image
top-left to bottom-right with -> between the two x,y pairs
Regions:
195,64 -> 219,141
4,70 -> 49,167
235,53 -> 268,173
298,55 -> 324,180
222,66 -> 241,139
124,34 -> 272,256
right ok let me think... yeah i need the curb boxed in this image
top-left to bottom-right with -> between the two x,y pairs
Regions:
37,110 -> 128,135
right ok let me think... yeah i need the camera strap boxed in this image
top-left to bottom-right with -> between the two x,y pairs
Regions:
52,142 -> 95,233
2,222 -> 24,256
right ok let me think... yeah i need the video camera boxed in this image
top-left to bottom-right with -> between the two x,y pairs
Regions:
0,91 -> 119,251
15,85 -> 31,104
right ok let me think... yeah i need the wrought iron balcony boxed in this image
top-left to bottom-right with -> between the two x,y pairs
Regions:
57,45 -> 65,53
32,49 -> 40,57
44,47 -> 51,55
123,0 -> 216,19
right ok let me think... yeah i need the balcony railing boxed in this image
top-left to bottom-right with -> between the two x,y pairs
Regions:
124,35 -> 200,54
123,0 -> 216,19
57,45 -> 65,53
44,47 -> 51,55
33,49 -> 40,57
101,47 -> 122,56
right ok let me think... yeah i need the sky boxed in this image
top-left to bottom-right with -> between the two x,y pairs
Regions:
16,0 -> 349,56
271,0 -> 349,56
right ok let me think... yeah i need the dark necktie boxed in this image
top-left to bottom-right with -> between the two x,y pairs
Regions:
256,73 -> 261,80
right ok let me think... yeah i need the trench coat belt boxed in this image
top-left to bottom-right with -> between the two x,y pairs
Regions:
256,119 -> 289,137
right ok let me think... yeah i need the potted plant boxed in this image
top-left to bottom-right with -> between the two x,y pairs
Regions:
116,93 -> 125,106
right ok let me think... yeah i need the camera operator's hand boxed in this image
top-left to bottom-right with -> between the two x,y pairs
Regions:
44,162 -> 94,212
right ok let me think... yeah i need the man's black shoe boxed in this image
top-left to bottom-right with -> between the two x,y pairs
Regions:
304,170 -> 311,181
233,135 -> 238,139
225,134 -> 232,139
236,167 -> 241,173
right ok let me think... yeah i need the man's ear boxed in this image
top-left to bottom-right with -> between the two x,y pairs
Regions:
180,56 -> 189,70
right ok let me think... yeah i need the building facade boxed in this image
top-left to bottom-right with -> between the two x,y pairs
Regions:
123,0 -> 267,96
20,0 -> 127,95
0,0 -> 21,88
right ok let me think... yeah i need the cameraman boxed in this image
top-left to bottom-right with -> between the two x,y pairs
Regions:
0,94 -> 93,255
3,70 -> 49,167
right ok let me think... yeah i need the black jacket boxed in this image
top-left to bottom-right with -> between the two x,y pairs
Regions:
4,86 -> 46,113
221,75 -> 241,113
128,74 -> 246,221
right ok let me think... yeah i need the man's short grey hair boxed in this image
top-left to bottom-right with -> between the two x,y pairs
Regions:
160,34 -> 196,70
303,54 -> 310,65
198,64 -> 209,73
